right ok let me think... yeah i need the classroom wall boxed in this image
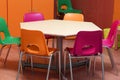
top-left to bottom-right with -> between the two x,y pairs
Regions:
113,0 -> 120,21
71,0 -> 114,29
0,0 -> 54,37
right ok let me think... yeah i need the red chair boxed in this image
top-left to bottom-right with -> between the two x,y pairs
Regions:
64,31 -> 104,80
23,12 -> 55,47
103,20 -> 120,68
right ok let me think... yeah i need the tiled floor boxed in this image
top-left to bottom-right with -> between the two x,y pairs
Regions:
0,39 -> 120,80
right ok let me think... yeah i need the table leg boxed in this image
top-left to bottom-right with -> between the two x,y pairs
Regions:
56,37 -> 64,65
57,37 -> 66,80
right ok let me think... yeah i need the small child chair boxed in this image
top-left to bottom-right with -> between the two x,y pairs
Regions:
16,29 -> 61,80
64,31 -> 104,80
102,20 -> 120,68
0,17 -> 20,64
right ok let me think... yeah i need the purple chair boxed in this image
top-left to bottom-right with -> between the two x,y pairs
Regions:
23,12 -> 54,47
103,20 -> 120,68
64,31 -> 104,80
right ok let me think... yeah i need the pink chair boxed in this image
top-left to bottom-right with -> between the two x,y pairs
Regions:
102,20 -> 120,68
64,31 -> 104,80
24,12 -> 44,22
23,12 -> 54,47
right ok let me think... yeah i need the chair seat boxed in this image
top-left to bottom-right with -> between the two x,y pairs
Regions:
1,37 -> 20,45
23,45 -> 57,56
66,47 -> 98,56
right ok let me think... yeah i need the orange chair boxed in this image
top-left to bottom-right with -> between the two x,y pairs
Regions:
16,29 -> 61,80
63,13 -> 84,21
63,13 -> 84,39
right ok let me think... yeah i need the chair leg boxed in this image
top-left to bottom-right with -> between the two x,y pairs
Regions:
106,48 -> 115,68
88,58 -> 92,74
47,38 -> 55,48
101,54 -> 104,80
64,51 -> 67,75
17,45 -> 23,73
93,56 -> 96,75
16,52 -> 23,80
46,54 -> 52,80
30,55 -> 33,70
69,54 -> 73,80
87,58 -> 91,80
52,38 -> 55,48
4,45 -> 12,64
106,48 -> 118,75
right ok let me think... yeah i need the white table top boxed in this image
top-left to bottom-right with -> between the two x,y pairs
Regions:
20,19 -> 102,37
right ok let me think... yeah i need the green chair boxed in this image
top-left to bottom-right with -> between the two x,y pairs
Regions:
0,17 -> 20,64
57,0 -> 82,19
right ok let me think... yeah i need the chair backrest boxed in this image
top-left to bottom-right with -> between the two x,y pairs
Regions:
23,12 -> 44,22
57,0 -> 81,13
72,31 -> 102,56
58,0 -> 72,10
21,29 -> 50,56
0,17 -> 11,37
63,13 -> 84,21
106,20 -> 120,47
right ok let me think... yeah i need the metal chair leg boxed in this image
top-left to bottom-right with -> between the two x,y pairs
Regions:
46,54 -> 52,80
30,55 -> 33,70
106,48 -> 115,68
52,38 -> 55,48
16,52 -> 23,80
46,39 -> 49,45
88,58 -> 92,74
47,38 -> 55,48
93,56 -> 96,75
64,51 -> 67,75
4,45 -> 12,64
69,54 -> 73,80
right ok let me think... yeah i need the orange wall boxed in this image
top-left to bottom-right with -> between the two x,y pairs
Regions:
32,0 -> 54,19
0,0 -> 54,37
113,0 -> 120,21
8,0 -> 31,37
0,0 -> 7,20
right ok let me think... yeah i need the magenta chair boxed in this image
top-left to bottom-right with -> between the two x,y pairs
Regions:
23,12 -> 44,22
103,20 -> 120,69
23,12 -> 54,47
64,31 -> 104,80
